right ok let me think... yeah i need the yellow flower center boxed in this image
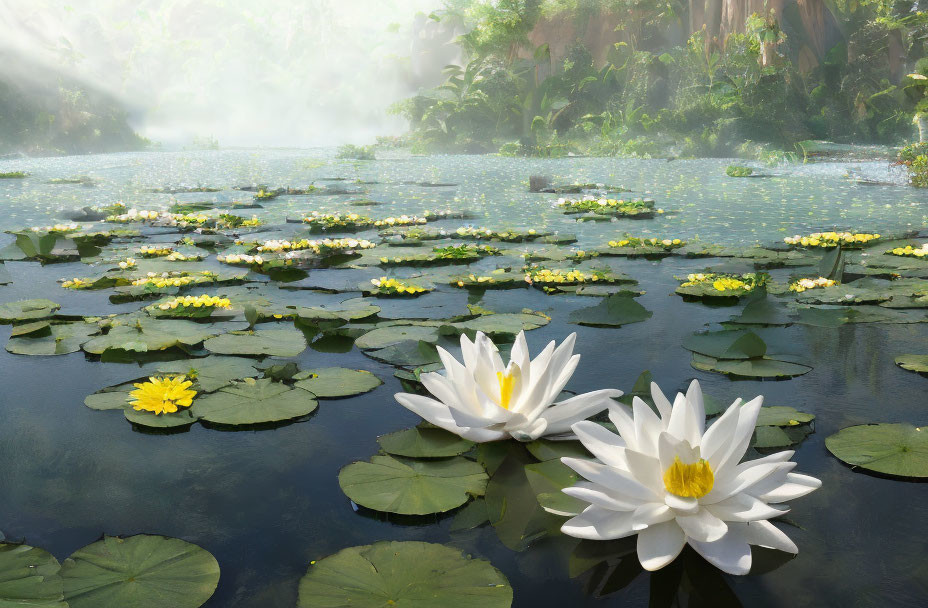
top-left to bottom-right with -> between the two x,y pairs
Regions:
663,456 -> 714,498
496,372 -> 515,409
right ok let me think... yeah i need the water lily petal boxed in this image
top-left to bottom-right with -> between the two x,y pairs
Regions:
706,493 -> 787,522
572,420 -> 627,467
676,509 -> 728,542
632,396 -> 663,455
394,392 -> 504,442
631,502 -> 674,530
754,472 -> 822,503
688,527 -> 753,575
733,520 -> 798,553
562,457 -> 657,501
561,506 -> 637,540
539,389 -> 621,435
563,481 -> 642,512
650,381 -> 673,420
700,398 -> 743,470
685,380 -> 706,436
712,395 -> 764,474
637,520 -> 686,571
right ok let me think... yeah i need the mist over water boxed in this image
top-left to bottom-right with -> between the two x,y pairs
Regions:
0,0 -> 451,147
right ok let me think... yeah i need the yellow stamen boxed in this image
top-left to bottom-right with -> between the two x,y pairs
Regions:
496,372 -> 515,409
663,456 -> 714,498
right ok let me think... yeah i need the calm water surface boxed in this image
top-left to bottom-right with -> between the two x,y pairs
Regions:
0,150 -> 926,607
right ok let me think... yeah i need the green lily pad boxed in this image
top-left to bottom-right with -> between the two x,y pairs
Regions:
192,379 -> 317,425
484,451 -> 562,551
825,423 -> 928,478
449,498 -> 491,531
338,454 -> 487,515
755,406 -> 815,426
203,327 -> 307,357
0,299 -> 60,323
292,367 -> 382,398
295,298 -> 380,322
6,322 -> 100,355
691,353 -> 812,378
157,356 -> 259,392
377,426 -> 475,458
895,355 -> 928,375
60,535 -> 220,608
0,543 -> 65,606
728,296 -> 792,326
124,407 -> 198,429
568,294 -> 652,327
10,320 -> 50,336
82,319 -> 217,354
525,439 -> 592,461
752,424 -> 814,448
297,541 -> 512,608
450,312 -> 550,335
683,330 -> 768,359
365,340 -> 441,366
84,383 -> 136,410
354,325 -> 441,350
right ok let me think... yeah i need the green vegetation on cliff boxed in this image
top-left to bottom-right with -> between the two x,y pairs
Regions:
391,0 -> 928,158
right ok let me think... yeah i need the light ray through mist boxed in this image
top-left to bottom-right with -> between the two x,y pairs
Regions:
0,0 -> 455,147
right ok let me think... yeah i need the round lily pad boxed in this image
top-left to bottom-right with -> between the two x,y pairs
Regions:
82,319 -> 217,354
354,325 -> 440,350
297,541 -> 512,608
124,407 -> 198,429
755,406 -> 815,427
825,423 -> 928,478
895,355 -> 928,375
60,535 -> 220,608
157,356 -> 259,392
203,327 -> 307,357
6,322 -> 99,355
0,299 -> 60,323
0,543 -> 64,606
292,367 -> 382,398
568,295 -> 652,327
192,378 -> 317,425
338,454 -> 488,515
377,426 -> 475,458
691,353 -> 812,378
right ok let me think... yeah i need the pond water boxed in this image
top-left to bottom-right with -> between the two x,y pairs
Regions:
0,150 -> 926,607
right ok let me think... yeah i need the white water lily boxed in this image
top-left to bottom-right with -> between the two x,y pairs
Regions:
394,331 -> 622,442
560,380 -> 820,575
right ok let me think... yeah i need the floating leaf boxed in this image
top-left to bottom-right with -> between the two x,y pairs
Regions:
365,340 -> 441,366
83,319 -> 217,354
6,322 -> 100,355
292,367 -> 382,398
525,439 -> 591,461
485,452 -> 562,551
568,295 -> 652,327
894,355 -> 928,375
294,298 -> 380,322
691,354 -> 812,378
297,541 -> 511,608
449,498 -> 490,531
338,454 -> 487,515
755,406 -> 815,427
60,535 -> 220,608
377,426 -> 475,458
354,325 -> 441,350
0,543 -> 65,606
752,425 -> 813,448
683,330 -> 767,359
0,299 -> 60,323
203,327 -> 307,357
192,379 -> 317,425
450,312 -> 550,335
124,407 -> 198,429
157,356 -> 259,392
825,423 -> 928,478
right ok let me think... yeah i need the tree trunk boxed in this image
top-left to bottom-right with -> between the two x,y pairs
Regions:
918,113 -> 928,143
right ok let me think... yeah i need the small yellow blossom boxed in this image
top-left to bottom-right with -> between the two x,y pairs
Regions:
128,376 -> 196,415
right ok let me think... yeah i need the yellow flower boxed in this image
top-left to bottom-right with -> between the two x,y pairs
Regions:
128,376 -> 196,415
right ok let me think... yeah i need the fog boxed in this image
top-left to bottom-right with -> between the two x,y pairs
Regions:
0,0 -> 456,147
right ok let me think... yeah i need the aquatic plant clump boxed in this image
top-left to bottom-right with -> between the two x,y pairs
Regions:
678,272 -> 768,294
156,294 -> 231,315
789,277 -> 838,292
29,223 -> 79,233
373,215 -> 428,228
128,376 -> 197,415
0,171 -> 29,178
725,165 -> 754,177
218,253 -> 268,267
257,238 -> 375,255
433,244 -> 500,259
524,267 -> 608,286
783,231 -> 880,248
139,245 -> 175,257
455,226 -> 547,242
368,277 -> 430,296
302,212 -> 374,232
557,196 -> 657,217
608,236 -> 685,250
886,244 -> 928,258
217,213 -> 261,228
131,271 -> 219,289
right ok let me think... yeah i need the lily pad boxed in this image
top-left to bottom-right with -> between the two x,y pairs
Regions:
377,426 -> 475,458
0,543 -> 65,606
354,325 -> 441,350
295,298 -> 380,322
192,379 -> 317,425
124,407 -> 198,429
691,353 -> 812,378
292,367 -> 382,398
338,454 -> 487,515
59,535 -> 220,608
0,299 -> 60,323
6,322 -> 100,355
365,340 -> 441,366
755,406 -> 815,426
203,327 -> 307,357
894,355 -> 928,375
297,541 -> 512,608
683,330 -> 768,359
825,423 -> 928,478
83,319 -> 217,354
568,294 -> 652,327
450,312 -> 550,335
157,356 -> 259,392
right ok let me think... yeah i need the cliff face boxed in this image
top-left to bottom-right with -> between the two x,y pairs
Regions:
0,52 -> 147,156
